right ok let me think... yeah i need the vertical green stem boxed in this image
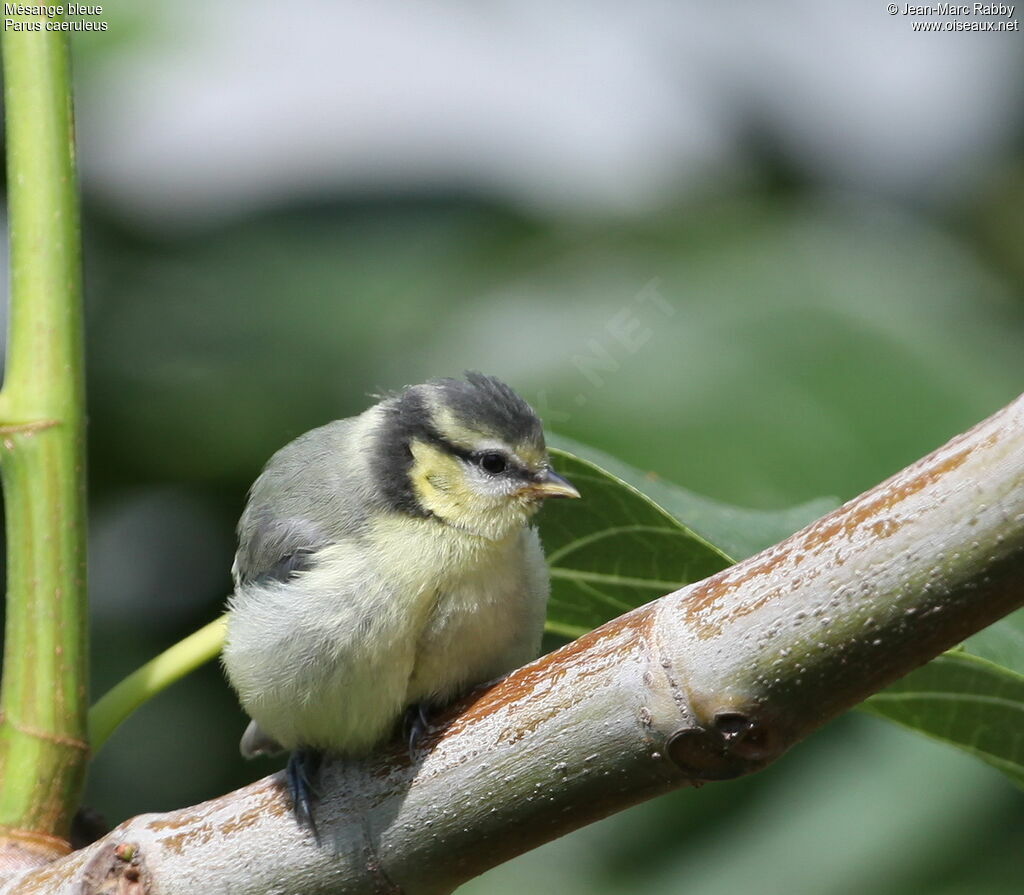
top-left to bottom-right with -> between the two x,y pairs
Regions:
0,21 -> 88,850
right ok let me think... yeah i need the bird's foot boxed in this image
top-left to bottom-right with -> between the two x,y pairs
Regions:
403,702 -> 432,759
286,747 -> 322,836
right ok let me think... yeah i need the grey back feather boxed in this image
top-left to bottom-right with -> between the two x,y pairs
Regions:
232,416 -> 375,588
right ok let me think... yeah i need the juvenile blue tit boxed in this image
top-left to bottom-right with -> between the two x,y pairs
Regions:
222,372 -> 579,825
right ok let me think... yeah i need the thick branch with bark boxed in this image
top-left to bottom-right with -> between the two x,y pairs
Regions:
4,395 -> 1023,895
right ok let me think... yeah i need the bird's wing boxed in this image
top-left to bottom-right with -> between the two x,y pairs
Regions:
232,514 -> 333,587
231,417 -> 369,588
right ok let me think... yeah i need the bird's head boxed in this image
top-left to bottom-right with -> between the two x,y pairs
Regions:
372,372 -> 579,540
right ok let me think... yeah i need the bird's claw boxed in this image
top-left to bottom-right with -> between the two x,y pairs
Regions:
403,703 -> 432,759
286,748 -> 322,837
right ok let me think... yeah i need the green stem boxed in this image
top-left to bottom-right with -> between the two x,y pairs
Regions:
0,22 -> 88,847
89,616 -> 228,752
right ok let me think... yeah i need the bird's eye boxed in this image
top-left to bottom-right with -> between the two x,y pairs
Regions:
478,452 -> 508,474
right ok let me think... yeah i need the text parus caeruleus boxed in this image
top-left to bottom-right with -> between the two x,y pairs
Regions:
222,372 -> 579,828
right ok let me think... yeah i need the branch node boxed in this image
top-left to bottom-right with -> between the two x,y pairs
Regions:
0,712 -> 90,752
712,710 -> 779,762
0,419 -> 61,436
666,708 -> 785,780
0,827 -> 71,879
79,840 -> 150,895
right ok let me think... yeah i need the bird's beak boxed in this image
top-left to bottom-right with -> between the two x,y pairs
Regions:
527,469 -> 581,500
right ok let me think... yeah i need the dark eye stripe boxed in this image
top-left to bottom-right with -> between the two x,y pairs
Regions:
424,430 -> 529,478
422,427 -> 473,462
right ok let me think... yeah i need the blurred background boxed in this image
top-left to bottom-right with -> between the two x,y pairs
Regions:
3,1 -> 1024,892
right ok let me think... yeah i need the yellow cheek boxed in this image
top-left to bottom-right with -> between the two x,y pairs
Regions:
409,441 -> 478,522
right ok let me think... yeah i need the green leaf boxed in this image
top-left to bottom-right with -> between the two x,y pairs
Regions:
548,435 -> 838,561
861,651 -> 1024,789
963,607 -> 1024,676
544,438 -> 1024,792
541,449 -> 731,639
540,437 -> 839,638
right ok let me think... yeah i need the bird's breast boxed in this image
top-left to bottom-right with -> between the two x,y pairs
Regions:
364,519 -> 548,705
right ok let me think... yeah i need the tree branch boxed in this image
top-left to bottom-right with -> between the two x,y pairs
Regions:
4,394 -> 1023,895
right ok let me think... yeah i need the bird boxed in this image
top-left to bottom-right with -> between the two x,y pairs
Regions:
221,372 -> 580,829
